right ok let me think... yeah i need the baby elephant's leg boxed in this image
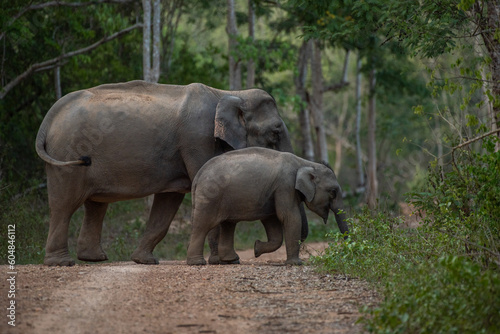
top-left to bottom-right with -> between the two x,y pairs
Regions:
218,222 -> 240,264
187,213 -> 219,265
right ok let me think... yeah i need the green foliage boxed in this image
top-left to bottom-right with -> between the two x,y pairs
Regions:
366,256 -> 500,334
313,202 -> 499,333
409,137 -> 500,268
0,189 -> 49,265
313,134 -> 500,332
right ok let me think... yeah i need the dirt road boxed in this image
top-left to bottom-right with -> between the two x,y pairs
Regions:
1,243 -> 378,334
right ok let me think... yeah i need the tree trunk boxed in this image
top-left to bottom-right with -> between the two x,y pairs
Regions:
366,67 -> 377,209
476,0 -> 500,149
295,40 -> 314,161
142,0 -> 151,82
150,0 -> 161,83
246,0 -> 255,88
161,0 -> 183,82
227,0 -> 241,90
54,66 -> 62,100
333,86 -> 349,175
332,49 -> 351,175
310,39 -> 328,163
143,0 -> 161,83
355,54 -> 365,193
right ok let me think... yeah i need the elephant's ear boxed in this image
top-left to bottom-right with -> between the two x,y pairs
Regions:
295,167 -> 316,202
214,95 -> 247,150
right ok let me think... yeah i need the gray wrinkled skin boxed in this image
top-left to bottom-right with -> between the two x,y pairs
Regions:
187,147 -> 349,266
35,81 -> 301,266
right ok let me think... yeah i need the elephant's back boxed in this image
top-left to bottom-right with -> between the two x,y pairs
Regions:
194,148 -> 286,189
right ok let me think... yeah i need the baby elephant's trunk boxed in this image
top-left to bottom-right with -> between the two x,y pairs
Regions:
331,198 -> 349,238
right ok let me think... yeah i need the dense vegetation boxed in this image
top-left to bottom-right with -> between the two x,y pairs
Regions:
1,0 -> 499,332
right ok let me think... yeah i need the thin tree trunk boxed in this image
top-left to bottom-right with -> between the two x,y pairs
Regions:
310,39 -> 328,163
143,0 -> 160,83
161,0 -> 183,81
227,0 -> 241,90
476,0 -> 500,147
54,66 -> 62,100
334,87 -> 349,175
332,49 -> 351,175
355,54 -> 365,193
366,67 -> 377,209
435,116 -> 444,168
150,0 -> 161,83
295,40 -> 314,161
246,0 -> 255,88
142,0 -> 151,82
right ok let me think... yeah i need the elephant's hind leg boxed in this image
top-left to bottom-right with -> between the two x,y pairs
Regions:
77,200 -> 109,262
44,199 -> 82,266
132,192 -> 185,264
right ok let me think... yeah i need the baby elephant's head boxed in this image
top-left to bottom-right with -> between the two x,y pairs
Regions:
295,164 -> 349,235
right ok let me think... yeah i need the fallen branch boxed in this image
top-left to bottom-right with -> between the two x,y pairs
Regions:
0,22 -> 142,99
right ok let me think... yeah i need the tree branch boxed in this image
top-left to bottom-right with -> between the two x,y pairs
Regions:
322,81 -> 349,93
0,0 -> 139,42
322,49 -> 350,93
0,23 -> 142,99
452,128 -> 500,151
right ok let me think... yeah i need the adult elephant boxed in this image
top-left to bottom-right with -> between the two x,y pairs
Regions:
35,80 -> 306,266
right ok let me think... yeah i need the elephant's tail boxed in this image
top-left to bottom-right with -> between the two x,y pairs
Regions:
35,112 -> 91,167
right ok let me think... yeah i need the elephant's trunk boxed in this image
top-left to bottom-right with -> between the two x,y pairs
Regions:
299,204 -> 308,242
331,197 -> 349,239
276,121 -> 294,153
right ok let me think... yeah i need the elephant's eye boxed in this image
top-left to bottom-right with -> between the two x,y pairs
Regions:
272,122 -> 282,134
329,189 -> 337,198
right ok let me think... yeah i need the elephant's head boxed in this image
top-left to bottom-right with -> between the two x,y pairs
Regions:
295,164 -> 349,237
214,90 -> 293,153
214,90 -> 308,242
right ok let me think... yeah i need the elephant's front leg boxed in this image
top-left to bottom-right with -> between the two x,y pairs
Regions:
131,192 -> 185,264
77,200 -> 109,262
218,221 -> 240,264
279,208 -> 303,265
254,216 -> 283,257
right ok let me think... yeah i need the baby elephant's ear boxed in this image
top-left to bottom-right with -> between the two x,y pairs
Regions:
295,167 -> 316,202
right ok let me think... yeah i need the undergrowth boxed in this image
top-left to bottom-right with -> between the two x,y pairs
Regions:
312,138 -> 500,333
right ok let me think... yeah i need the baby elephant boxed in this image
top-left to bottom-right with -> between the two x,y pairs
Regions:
186,147 -> 349,265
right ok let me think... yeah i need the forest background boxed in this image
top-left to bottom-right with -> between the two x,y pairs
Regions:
1,1 -> 499,332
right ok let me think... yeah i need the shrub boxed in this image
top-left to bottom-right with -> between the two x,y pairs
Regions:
312,139 -> 500,333
409,137 -> 500,268
365,256 -> 500,334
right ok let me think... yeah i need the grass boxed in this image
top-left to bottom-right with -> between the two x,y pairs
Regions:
311,208 -> 500,333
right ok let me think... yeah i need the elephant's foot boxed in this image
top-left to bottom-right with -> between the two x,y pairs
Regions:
285,257 -> 303,266
219,254 -> 240,265
219,258 -> 240,265
208,254 -> 220,265
254,239 -> 283,258
131,249 -> 159,265
254,240 -> 264,258
44,251 -> 75,267
77,245 -> 108,262
187,256 -> 207,265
